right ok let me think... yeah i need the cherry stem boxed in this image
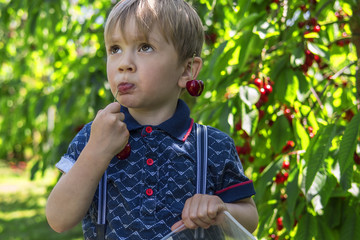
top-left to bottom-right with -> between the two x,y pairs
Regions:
191,53 -> 196,80
114,90 -> 119,103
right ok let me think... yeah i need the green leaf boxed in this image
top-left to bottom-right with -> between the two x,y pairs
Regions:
284,69 -> 299,105
237,31 -> 255,73
239,85 -> 260,108
294,118 -> 310,150
317,217 -> 337,240
270,115 -> 292,153
294,213 -> 317,240
295,70 -> 310,102
286,168 -> 299,217
203,40 -> 228,79
237,13 -> 262,31
304,124 -> 336,192
340,205 -> 360,240
318,174 -> 337,208
307,42 -> 328,58
254,158 -> 283,201
339,112 -> 360,190
241,101 -> 258,136
30,160 -> 41,180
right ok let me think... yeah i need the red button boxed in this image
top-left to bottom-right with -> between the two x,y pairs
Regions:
146,158 -> 154,166
146,188 -> 153,196
145,126 -> 152,133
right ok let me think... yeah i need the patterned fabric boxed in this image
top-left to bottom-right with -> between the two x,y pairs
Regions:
56,100 -> 255,240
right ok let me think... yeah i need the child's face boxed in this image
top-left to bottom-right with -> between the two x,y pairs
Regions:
106,17 -> 187,112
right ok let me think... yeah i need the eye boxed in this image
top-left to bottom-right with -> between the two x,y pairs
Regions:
139,44 -> 153,53
109,45 -> 121,55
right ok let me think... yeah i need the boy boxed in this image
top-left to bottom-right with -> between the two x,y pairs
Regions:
46,0 -> 258,239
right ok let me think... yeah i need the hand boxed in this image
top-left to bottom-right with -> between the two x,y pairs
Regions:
87,102 -> 129,160
171,194 -> 227,231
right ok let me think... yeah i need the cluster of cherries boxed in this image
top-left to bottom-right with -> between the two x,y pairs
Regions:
253,76 -> 274,108
283,106 -> 296,125
273,141 -> 294,185
332,8 -> 351,47
300,48 -> 324,74
298,16 -> 320,36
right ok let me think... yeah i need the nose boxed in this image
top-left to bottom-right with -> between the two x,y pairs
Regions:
118,53 -> 136,73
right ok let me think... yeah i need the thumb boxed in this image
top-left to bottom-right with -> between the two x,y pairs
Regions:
105,102 -> 121,113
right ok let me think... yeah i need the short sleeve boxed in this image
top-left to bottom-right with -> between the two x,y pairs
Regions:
55,122 -> 92,173
206,126 -> 255,203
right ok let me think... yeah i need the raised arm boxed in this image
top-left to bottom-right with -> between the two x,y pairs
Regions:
46,102 -> 129,233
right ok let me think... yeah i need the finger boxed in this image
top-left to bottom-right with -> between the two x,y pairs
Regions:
104,102 -> 121,113
183,195 -> 213,229
182,197 -> 198,229
207,197 -> 226,220
171,220 -> 184,232
96,109 -> 103,116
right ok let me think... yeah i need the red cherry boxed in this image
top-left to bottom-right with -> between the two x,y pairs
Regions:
281,140 -> 295,153
354,153 -> 360,165
186,80 -> 204,96
282,160 -> 290,169
314,55 -> 321,63
313,24 -> 321,32
260,93 -> 268,103
305,50 -> 314,67
277,217 -> 284,230
205,32 -> 217,45
287,140 -> 295,147
301,64 -> 309,73
254,78 -> 263,88
235,120 -> 242,131
309,17 -> 317,26
264,84 -> 273,95
258,109 -> 265,121
336,40 -> 345,47
280,194 -> 288,202
260,87 -> 266,96
116,143 -> 131,160
298,21 -> 305,28
344,110 -> 354,121
299,5 -> 307,12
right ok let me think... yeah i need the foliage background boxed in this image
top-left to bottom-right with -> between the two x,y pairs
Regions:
1,0 -> 360,239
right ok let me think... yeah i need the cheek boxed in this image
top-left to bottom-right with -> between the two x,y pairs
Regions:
106,63 -> 117,94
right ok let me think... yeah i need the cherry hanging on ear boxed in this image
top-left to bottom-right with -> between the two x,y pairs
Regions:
186,53 -> 204,97
186,79 -> 204,96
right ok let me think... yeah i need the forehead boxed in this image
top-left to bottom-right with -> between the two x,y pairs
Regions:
105,17 -> 168,47
104,0 -> 164,43
106,17 -> 148,44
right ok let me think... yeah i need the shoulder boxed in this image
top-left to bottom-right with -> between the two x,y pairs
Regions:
205,125 -> 235,147
70,121 -> 93,144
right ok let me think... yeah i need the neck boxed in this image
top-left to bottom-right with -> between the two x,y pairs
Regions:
128,101 -> 178,126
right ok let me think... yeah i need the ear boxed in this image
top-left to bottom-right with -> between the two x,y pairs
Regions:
178,56 -> 203,88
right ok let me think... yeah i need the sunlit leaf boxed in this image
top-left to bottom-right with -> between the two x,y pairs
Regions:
270,115 -> 292,154
304,124 -> 336,192
339,112 -> 360,190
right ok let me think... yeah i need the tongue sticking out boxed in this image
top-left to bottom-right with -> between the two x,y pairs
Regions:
118,83 -> 134,94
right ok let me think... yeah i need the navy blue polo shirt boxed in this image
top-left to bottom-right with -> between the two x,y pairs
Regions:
56,99 -> 255,240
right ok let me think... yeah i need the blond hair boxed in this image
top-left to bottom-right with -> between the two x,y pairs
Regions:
104,0 -> 204,63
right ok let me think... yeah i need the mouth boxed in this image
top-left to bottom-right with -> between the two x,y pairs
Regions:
117,82 -> 135,94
